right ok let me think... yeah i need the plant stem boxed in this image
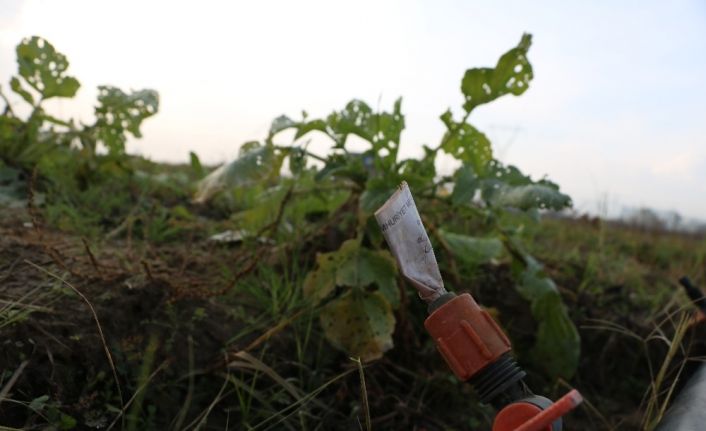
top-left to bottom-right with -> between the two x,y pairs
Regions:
0,87 -> 14,116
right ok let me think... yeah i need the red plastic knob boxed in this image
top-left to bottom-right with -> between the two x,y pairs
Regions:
492,390 -> 583,431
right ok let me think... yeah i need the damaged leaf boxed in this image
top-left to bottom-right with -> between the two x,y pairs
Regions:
94,86 -> 159,154
320,290 -> 395,362
461,33 -> 533,113
303,239 -> 398,306
16,36 -> 80,99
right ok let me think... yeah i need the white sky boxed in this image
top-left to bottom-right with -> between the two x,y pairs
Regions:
1,0 -> 705,218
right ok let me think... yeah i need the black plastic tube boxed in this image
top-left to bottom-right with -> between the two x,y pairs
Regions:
679,277 -> 706,314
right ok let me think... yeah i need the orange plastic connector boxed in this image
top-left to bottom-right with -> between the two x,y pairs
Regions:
424,293 -> 511,380
492,390 -> 584,431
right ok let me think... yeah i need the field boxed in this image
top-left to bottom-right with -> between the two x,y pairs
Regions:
1,201 -> 704,430
1,35 -> 706,430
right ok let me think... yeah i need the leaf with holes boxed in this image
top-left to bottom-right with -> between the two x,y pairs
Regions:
484,160 -> 533,185
369,97 -> 404,157
94,86 -> 159,155
16,36 -> 80,99
289,99 -> 404,161
325,99 -> 375,146
440,110 -> 493,174
13,36 -> 81,100
320,290 -> 395,361
461,33 -> 532,113
490,183 -> 571,211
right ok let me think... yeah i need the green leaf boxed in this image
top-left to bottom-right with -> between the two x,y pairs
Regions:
189,151 -> 204,178
359,176 -> 400,215
491,183 -> 572,211
370,97 -> 404,156
16,36 -> 80,99
460,68 -> 493,111
461,33 -> 532,112
94,86 -> 159,155
337,247 -> 399,307
269,115 -> 296,138
303,247 -> 343,302
231,184 -> 288,233
0,116 -> 22,160
319,290 -> 395,361
531,292 -> 580,380
451,164 -> 478,206
271,114 -> 328,141
239,140 -> 261,155
294,118 -> 327,139
59,413 -> 77,430
518,264 -> 580,379
303,239 -> 399,306
440,110 -> 492,173
284,179 -> 349,227
484,161 -> 533,185
29,394 -> 49,412
0,164 -> 27,208
438,230 -> 503,266
475,160 -> 571,212
326,99 -> 375,146
399,145 -> 437,192
40,113 -> 72,127
10,76 -> 34,105
294,99 -> 404,161
288,147 -> 307,174
316,153 -> 368,185
193,143 -> 283,203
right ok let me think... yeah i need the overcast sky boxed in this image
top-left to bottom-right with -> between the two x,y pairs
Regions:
1,0 -> 705,218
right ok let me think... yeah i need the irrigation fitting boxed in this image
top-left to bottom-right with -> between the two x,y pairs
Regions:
376,182 -> 582,431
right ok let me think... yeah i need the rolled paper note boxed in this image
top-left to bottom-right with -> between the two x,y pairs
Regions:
374,181 -> 447,303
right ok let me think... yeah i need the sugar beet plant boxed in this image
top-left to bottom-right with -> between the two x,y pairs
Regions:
0,36 -> 158,164
196,34 -> 579,379
0,36 -> 159,233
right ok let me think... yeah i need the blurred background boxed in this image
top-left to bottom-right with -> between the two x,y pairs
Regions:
2,0 -> 705,219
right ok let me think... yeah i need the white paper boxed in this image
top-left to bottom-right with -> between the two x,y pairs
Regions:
374,182 -> 446,303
